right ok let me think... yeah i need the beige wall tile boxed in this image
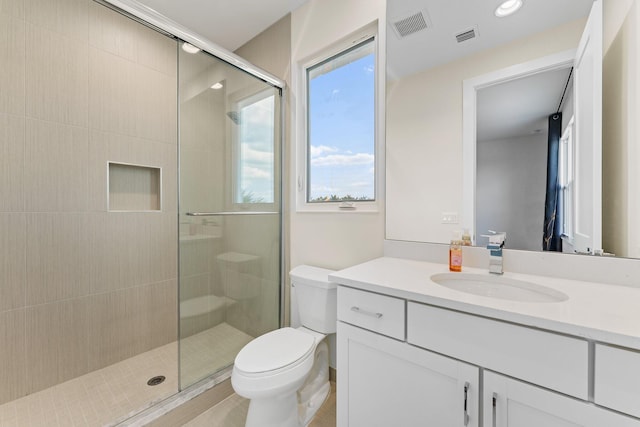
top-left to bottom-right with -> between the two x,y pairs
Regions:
157,212 -> 178,281
0,0 -> 25,19
161,141 -> 178,212
135,64 -> 177,144
26,213 -> 91,305
180,88 -> 225,152
0,114 -> 24,212
136,24 -> 177,77
88,1 -> 137,62
147,279 -> 178,349
86,287 -> 135,370
24,119 -> 88,212
89,47 -> 177,144
89,211 -> 176,294
0,214 -> 25,312
89,212 -> 149,294
89,47 -> 138,136
89,1 -> 176,78
25,0 -> 88,40
25,299 -> 89,394
0,309 -> 26,405
180,237 -> 213,278
179,274 -> 211,302
86,281 -> 176,371
179,149 -> 225,213
25,24 -> 89,126
0,14 -> 25,116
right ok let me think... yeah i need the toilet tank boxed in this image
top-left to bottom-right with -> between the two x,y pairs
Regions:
290,265 -> 337,334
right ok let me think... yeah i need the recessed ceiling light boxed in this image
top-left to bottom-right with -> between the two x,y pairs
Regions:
495,0 -> 523,18
210,82 -> 223,90
182,42 -> 200,54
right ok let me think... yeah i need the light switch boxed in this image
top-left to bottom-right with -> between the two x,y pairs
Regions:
441,212 -> 459,224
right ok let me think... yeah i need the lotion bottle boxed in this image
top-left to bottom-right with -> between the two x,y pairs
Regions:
449,231 -> 462,272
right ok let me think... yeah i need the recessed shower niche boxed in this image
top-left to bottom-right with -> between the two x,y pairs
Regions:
108,162 -> 162,211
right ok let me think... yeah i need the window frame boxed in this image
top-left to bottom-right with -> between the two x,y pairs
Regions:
228,85 -> 281,212
559,115 -> 575,242
295,24 -> 384,213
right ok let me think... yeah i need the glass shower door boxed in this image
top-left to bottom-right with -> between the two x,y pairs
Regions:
178,45 -> 281,388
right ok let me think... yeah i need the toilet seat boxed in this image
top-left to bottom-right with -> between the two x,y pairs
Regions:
234,328 -> 315,377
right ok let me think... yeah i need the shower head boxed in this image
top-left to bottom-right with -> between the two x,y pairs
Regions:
227,111 -> 240,125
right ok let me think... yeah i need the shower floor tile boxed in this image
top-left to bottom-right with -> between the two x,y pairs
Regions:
0,322 -> 251,427
180,322 -> 253,387
0,341 -> 177,427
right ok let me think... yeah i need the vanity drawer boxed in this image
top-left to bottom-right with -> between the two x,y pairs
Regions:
407,302 -> 589,399
337,286 -> 405,340
595,344 -> 640,418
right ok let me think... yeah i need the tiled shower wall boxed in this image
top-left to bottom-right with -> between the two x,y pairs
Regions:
0,0 -> 178,405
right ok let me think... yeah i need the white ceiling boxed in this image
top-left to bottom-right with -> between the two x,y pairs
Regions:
133,0 -> 308,51
477,67 -> 573,142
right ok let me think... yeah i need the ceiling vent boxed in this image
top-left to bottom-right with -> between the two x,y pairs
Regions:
455,27 -> 478,43
391,10 -> 432,39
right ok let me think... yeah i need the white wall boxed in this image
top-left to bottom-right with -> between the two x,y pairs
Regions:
476,134 -> 547,251
386,18 -> 586,244
290,0 -> 386,272
602,0 -> 640,258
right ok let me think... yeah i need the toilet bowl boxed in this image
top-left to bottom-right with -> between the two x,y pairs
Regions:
231,265 -> 336,427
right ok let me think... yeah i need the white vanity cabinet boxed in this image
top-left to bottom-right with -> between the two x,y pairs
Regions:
337,322 -> 479,427
483,371 -> 640,427
336,284 -> 640,427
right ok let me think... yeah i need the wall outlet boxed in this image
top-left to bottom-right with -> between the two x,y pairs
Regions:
441,212 -> 459,224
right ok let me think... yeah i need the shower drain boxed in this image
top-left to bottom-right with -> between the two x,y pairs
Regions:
147,376 -> 166,386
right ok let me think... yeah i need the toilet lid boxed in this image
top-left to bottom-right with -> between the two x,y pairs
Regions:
235,328 -> 315,374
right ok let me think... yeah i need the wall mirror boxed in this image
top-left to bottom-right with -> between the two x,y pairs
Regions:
386,0 -> 640,259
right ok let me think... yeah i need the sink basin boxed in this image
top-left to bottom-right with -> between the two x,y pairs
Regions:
430,273 -> 569,303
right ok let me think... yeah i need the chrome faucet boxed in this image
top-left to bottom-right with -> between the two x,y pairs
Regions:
483,231 -> 506,275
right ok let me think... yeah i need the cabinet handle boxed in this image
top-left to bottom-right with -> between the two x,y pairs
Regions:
463,382 -> 470,426
350,306 -> 383,318
492,392 -> 498,427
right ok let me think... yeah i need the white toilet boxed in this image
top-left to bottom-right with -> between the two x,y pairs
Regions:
231,265 -> 337,427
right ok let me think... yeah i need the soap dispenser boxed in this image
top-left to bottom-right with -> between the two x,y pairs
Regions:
461,228 -> 472,246
449,231 -> 463,272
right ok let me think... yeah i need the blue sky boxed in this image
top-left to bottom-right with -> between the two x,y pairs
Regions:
308,50 -> 375,201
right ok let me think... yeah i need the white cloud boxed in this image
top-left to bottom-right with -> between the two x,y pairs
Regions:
242,147 -> 273,163
311,152 -> 374,166
310,145 -> 339,158
364,64 -> 374,74
242,166 -> 271,179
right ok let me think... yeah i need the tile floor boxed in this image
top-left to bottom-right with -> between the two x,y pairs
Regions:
184,381 -> 337,427
0,323 -> 253,427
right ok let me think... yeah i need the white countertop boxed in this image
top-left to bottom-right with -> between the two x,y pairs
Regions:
329,257 -> 640,351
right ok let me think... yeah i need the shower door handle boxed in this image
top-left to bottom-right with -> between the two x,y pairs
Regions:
186,211 -> 278,216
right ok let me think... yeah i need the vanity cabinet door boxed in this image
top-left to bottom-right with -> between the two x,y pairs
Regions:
483,371 -> 640,427
337,321 -> 479,427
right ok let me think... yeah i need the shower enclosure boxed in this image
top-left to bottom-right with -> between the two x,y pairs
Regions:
0,0 -> 282,425
178,43 -> 282,388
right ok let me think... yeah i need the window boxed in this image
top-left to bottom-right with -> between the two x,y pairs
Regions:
303,36 -> 377,207
559,116 -> 575,239
232,89 -> 277,205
